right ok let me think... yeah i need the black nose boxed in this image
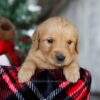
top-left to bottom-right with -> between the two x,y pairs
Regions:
56,55 -> 65,62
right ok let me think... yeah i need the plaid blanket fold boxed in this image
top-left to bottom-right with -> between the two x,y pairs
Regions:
0,66 -> 91,100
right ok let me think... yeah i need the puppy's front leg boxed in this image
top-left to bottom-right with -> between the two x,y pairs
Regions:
18,59 -> 36,83
63,62 -> 80,83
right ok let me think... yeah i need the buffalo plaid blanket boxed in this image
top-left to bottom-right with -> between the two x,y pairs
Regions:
0,65 -> 91,100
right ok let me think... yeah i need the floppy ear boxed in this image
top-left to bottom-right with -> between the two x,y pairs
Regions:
75,37 -> 79,55
32,30 -> 40,51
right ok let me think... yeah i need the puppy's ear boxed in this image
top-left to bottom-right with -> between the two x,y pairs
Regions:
32,30 -> 40,51
75,37 -> 79,55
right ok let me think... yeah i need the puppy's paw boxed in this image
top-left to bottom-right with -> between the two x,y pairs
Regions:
64,70 -> 80,83
18,68 -> 35,83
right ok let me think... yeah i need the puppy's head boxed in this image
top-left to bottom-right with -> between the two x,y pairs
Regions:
32,16 -> 79,67
0,17 -> 16,41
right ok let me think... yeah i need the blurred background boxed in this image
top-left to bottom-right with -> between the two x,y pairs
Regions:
0,0 -> 100,99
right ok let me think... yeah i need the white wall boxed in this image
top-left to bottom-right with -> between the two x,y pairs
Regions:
60,0 -> 100,92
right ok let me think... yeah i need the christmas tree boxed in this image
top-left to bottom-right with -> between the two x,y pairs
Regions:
0,0 -> 41,53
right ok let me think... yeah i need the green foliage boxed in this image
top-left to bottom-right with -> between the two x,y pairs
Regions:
16,33 -> 32,53
0,0 -> 40,53
0,0 -> 40,30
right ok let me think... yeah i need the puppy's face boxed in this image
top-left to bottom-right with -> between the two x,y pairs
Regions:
33,17 -> 79,68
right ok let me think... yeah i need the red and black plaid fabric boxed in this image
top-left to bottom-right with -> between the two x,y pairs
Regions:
0,65 -> 91,100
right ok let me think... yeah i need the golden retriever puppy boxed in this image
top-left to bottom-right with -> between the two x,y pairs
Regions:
18,16 -> 80,83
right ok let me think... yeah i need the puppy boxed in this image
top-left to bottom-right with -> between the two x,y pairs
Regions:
18,16 -> 80,83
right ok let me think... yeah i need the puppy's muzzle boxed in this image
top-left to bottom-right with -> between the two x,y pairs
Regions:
56,55 -> 66,63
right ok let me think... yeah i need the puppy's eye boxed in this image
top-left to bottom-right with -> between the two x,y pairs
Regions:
47,38 -> 53,44
67,40 -> 72,45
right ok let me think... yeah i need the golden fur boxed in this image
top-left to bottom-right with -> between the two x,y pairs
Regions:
18,16 -> 80,83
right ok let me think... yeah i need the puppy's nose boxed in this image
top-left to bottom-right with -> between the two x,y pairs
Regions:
56,55 -> 65,62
